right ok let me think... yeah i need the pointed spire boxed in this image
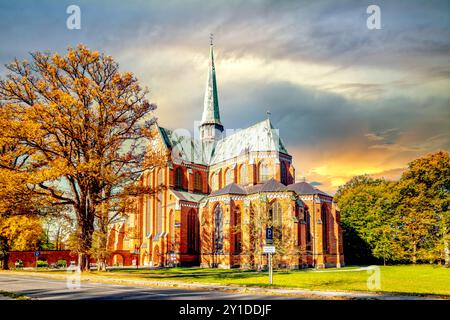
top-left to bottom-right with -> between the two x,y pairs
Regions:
201,34 -> 222,126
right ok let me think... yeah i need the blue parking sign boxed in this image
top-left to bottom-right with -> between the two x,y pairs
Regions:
266,227 -> 273,244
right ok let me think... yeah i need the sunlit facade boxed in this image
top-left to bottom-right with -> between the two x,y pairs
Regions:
111,43 -> 344,269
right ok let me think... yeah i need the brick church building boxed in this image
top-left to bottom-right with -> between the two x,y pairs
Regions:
110,41 -> 344,269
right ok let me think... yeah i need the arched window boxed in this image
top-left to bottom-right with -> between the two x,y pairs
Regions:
175,167 -> 183,189
194,172 -> 202,192
146,172 -> 152,235
156,169 -> 163,234
146,195 -> 151,235
258,160 -> 273,183
305,209 -> 311,252
157,168 -> 163,186
321,205 -> 328,253
213,205 -> 223,253
147,171 -> 152,188
224,168 -> 233,186
269,201 -> 283,241
233,207 -> 242,254
239,164 -> 248,186
280,162 -> 288,185
211,172 -> 219,191
187,209 -> 199,253
169,210 -> 175,249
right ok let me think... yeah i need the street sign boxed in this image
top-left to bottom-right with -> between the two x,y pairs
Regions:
265,227 -> 273,245
263,245 -> 276,254
34,251 -> 40,257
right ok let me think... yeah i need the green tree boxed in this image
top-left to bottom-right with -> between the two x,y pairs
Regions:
335,176 -> 399,264
336,151 -> 450,266
396,151 -> 450,266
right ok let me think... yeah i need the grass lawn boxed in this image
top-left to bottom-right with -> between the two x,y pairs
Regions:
0,290 -> 31,300
7,265 -> 450,296
93,264 -> 450,296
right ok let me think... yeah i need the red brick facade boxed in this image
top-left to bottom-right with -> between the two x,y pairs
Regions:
8,250 -> 135,268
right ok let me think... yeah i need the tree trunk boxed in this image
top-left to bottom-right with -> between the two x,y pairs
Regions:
96,229 -> 108,272
77,209 -> 95,271
0,238 -> 9,270
78,252 -> 91,271
412,242 -> 417,264
444,239 -> 449,268
1,252 -> 9,270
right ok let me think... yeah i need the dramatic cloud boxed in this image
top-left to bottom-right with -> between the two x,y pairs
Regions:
1,0 -> 449,193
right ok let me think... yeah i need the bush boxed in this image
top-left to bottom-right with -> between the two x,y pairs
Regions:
37,260 -> 48,268
14,260 -> 24,269
56,259 -> 67,268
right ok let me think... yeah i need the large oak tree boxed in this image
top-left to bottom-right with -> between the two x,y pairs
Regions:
0,45 -> 162,270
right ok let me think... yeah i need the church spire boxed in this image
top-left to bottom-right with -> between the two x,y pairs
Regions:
200,34 -> 222,128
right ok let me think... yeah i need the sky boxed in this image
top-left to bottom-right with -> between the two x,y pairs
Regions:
0,0 -> 449,194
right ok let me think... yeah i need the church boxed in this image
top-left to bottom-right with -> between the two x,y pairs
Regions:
109,41 -> 344,269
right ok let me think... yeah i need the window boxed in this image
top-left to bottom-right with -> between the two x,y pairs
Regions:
147,172 -> 152,187
280,162 -> 288,185
194,172 -> 202,192
239,164 -> 248,185
305,209 -> 311,252
187,209 -> 199,253
224,168 -> 233,186
146,195 -> 151,234
211,172 -> 219,191
213,205 -> 223,253
233,207 -> 242,254
169,210 -> 175,248
156,191 -> 163,234
156,169 -> 163,234
269,201 -> 283,241
175,167 -> 183,189
258,160 -> 273,183
321,205 -> 328,253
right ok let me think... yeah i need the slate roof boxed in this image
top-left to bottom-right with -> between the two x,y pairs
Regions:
157,118 -> 289,167
170,189 -> 206,203
258,178 -> 287,192
158,127 -> 208,165
210,119 -> 288,164
211,179 -> 287,197
287,181 -> 331,197
209,183 -> 247,196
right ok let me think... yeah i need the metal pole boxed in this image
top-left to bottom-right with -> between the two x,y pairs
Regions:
269,253 -> 273,285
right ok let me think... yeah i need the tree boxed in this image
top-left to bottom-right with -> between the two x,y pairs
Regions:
0,215 -> 43,250
0,140 -> 47,269
336,151 -> 450,266
396,151 -> 450,266
0,45 -> 163,270
335,176 -> 399,264
41,208 -> 75,250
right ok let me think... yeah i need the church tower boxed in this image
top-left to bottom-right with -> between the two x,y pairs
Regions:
199,36 -> 224,145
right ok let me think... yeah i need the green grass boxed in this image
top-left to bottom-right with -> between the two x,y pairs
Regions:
6,265 -> 450,296
99,265 -> 450,296
0,290 -> 31,300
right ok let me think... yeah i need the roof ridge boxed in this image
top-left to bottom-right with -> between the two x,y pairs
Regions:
217,118 -> 272,142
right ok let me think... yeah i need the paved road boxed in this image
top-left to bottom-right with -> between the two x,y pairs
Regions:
0,274 -> 302,300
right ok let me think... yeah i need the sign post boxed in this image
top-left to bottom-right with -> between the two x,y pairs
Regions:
268,252 -> 273,285
34,251 -> 40,269
264,227 -> 275,285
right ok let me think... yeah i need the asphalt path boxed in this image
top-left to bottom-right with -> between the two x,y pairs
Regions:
0,274 -> 303,300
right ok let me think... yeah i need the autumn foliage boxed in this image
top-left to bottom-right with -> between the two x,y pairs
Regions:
0,45 -> 163,270
335,151 -> 450,266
